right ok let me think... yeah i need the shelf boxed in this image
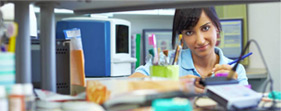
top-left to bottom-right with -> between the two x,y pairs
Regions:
33,7 -> 74,14
246,68 -> 267,79
109,9 -> 175,16
50,0 -> 280,14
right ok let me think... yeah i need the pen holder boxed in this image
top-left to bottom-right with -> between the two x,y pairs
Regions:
0,52 -> 15,93
150,65 -> 179,80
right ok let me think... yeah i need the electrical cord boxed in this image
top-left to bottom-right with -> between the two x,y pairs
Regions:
242,39 -> 276,109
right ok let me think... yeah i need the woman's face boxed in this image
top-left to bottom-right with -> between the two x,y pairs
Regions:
181,11 -> 218,58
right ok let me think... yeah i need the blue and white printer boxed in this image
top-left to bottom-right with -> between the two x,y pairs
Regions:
56,17 -> 136,77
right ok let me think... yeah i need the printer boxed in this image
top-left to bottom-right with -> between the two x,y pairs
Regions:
56,17 -> 136,77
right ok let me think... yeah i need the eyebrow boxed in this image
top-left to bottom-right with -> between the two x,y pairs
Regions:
200,22 -> 211,28
184,22 -> 212,31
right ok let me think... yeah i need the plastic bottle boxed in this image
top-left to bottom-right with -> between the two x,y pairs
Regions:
9,84 -> 25,111
0,86 -> 8,111
23,83 -> 35,111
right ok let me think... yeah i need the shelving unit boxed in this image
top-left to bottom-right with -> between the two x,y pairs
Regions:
246,68 -> 267,79
6,0 -> 280,92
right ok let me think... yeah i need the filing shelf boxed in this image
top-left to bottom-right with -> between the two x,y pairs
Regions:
246,68 -> 267,79
4,0 -> 280,92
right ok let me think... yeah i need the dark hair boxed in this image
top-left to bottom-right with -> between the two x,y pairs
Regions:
172,7 -> 221,49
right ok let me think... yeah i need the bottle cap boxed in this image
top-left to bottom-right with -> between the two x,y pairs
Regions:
23,83 -> 33,96
10,84 -> 23,95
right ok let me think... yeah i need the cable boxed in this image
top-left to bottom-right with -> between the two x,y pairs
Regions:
242,39 -> 276,109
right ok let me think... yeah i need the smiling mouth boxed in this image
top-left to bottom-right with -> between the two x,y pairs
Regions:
196,44 -> 209,50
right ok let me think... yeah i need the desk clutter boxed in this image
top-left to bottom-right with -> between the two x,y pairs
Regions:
146,34 -> 182,80
0,77 -> 280,111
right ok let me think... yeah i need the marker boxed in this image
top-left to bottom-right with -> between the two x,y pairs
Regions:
148,34 -> 158,65
228,52 -> 253,65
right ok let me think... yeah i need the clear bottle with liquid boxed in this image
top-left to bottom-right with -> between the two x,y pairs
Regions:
0,85 -> 8,111
23,83 -> 35,111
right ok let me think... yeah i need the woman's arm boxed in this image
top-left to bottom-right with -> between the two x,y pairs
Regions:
129,72 -> 148,78
180,75 -> 205,93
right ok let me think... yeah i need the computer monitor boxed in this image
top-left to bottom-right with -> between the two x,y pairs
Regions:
142,19 -> 244,64
217,19 -> 244,59
142,29 -> 176,64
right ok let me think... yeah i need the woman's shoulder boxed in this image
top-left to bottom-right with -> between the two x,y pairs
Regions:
215,47 -> 233,63
181,48 -> 191,55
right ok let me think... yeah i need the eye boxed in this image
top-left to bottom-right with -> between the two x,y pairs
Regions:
184,31 -> 193,36
202,26 -> 210,32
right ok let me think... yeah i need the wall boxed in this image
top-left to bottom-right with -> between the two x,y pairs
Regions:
113,14 -> 173,35
248,3 -> 281,91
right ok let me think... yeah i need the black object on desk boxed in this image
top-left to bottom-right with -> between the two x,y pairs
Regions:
199,77 -> 239,86
31,39 -> 71,95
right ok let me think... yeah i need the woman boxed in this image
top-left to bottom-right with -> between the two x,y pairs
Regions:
131,7 -> 248,90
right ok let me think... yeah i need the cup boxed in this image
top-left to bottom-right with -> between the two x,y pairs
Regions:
150,65 -> 179,80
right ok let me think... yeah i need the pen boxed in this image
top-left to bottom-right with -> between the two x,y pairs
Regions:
206,52 -> 253,77
227,52 -> 253,79
172,45 -> 181,65
172,34 -> 183,65
228,52 -> 253,65
1,45 -> 6,52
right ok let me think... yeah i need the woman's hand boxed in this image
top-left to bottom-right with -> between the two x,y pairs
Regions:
180,75 -> 200,79
180,75 -> 205,93
213,64 -> 238,79
129,72 -> 148,78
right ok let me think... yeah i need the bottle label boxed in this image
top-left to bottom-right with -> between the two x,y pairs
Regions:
9,97 -> 24,111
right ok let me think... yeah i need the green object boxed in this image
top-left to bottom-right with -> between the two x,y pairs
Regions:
135,34 -> 141,68
268,91 -> 281,100
150,65 -> 179,80
149,48 -> 154,57
152,98 -> 192,111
